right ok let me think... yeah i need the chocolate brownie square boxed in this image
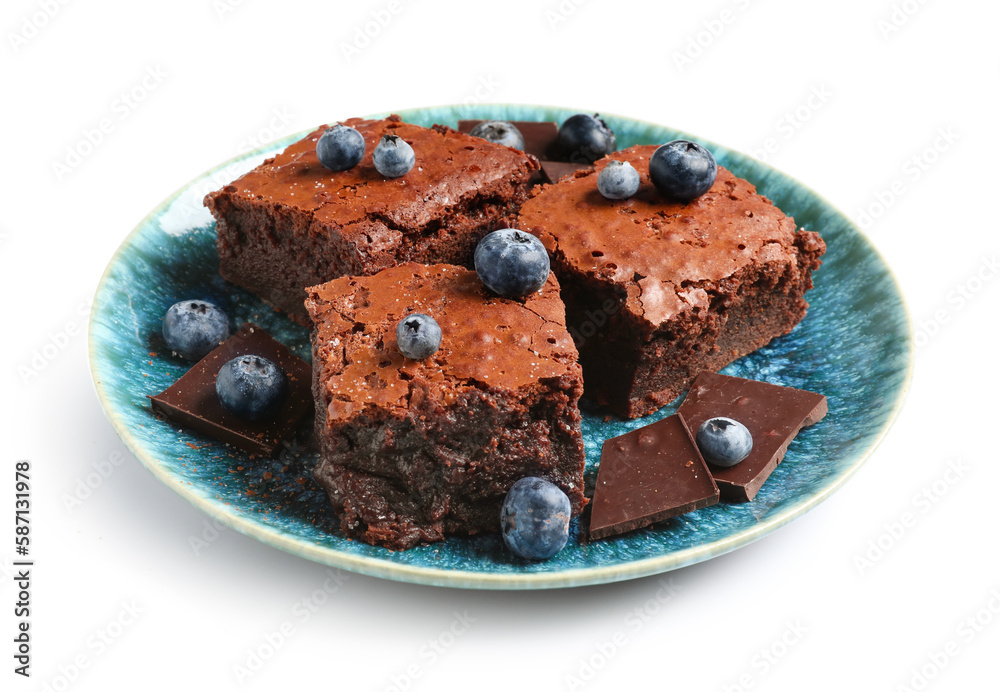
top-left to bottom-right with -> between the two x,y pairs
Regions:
206,115 -> 539,323
517,145 -> 826,418
305,263 -> 586,550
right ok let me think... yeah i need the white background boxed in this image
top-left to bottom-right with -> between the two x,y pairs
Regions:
2,0 -> 998,690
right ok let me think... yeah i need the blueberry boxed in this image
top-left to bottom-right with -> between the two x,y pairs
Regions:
396,313 -> 442,360
316,124 -> 365,172
649,140 -> 717,202
501,477 -> 571,560
468,120 -> 526,150
474,229 -> 550,298
597,160 -> 640,200
215,355 -> 288,421
161,300 -> 230,361
373,134 -> 415,177
558,113 -> 616,163
696,417 -> 753,467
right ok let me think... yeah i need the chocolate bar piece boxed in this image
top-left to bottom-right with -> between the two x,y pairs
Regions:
457,119 -> 560,160
589,413 -> 719,540
149,324 -> 312,457
538,160 -> 593,184
457,120 -> 593,185
677,371 -> 828,502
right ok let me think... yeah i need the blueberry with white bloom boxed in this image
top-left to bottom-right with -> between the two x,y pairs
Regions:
649,140 -> 717,202
373,134 -> 415,177
474,229 -> 550,298
161,300 -> 230,361
215,355 -> 288,421
468,120 -> 526,150
558,113 -> 616,163
316,124 -> 365,172
696,417 -> 753,467
501,477 -> 571,560
597,160 -> 640,200
396,313 -> 442,360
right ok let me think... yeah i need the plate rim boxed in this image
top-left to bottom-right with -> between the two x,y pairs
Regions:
88,102 -> 914,590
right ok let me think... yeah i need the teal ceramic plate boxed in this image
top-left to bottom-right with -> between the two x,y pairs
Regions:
89,104 -> 911,589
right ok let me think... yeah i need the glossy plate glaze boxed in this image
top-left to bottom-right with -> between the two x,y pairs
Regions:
89,104 -> 912,589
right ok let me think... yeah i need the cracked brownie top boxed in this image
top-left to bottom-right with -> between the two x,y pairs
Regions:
212,114 -> 538,236
517,145 -> 814,328
304,263 -> 580,423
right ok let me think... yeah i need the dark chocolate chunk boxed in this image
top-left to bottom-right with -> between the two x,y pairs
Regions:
457,120 -> 593,186
677,371 -> 828,502
539,160 -> 593,185
589,413 -> 719,540
457,119 -> 560,160
149,324 -> 312,457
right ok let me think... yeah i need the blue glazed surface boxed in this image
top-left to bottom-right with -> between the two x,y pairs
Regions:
89,104 -> 912,589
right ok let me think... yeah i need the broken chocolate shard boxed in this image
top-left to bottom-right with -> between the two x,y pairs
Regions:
589,413 -> 719,540
149,324 -> 313,457
457,120 -> 593,185
538,160 -> 593,185
677,371 -> 828,502
457,119 -> 560,160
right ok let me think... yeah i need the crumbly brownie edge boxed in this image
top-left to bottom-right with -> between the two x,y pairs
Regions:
207,168 -> 535,323
209,192 -> 361,320
559,230 -> 825,418
311,371 -> 586,550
